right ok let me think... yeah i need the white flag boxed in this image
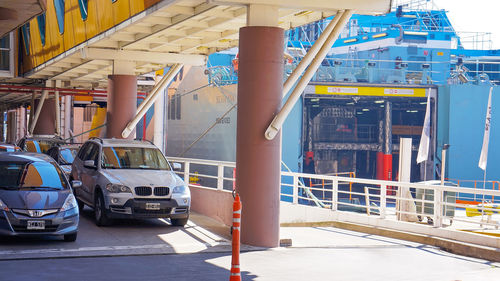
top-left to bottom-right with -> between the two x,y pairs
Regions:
417,92 -> 431,163
479,87 -> 493,170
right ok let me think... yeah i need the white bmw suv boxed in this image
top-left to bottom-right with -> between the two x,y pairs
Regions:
71,138 -> 190,226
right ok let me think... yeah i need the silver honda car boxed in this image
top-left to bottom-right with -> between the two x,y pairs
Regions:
0,153 -> 80,241
71,138 -> 190,227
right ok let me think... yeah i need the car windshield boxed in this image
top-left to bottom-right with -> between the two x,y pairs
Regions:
25,140 -> 56,153
101,147 -> 171,170
60,148 -> 78,164
0,162 -> 67,189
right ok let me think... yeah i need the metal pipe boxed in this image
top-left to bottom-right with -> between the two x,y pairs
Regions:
136,64 -> 183,114
29,89 -> 48,135
0,84 -> 148,96
384,100 -> 392,154
265,10 -> 353,140
282,10 -> 344,97
122,64 -> 183,138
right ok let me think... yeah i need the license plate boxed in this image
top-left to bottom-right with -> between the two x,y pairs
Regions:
145,203 -> 160,210
27,220 -> 45,230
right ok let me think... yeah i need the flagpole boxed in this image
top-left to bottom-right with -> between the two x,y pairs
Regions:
481,169 -> 486,218
478,86 -> 493,220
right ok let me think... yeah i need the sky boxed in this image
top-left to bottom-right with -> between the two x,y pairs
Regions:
432,0 -> 500,49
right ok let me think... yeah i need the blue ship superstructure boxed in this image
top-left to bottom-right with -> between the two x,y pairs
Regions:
166,1 -> 500,194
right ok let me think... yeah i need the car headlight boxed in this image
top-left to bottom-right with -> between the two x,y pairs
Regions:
0,199 -> 9,211
172,185 -> 187,194
61,194 -> 77,212
106,184 -> 132,193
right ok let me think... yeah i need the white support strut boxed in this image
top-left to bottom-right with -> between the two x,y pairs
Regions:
282,10 -> 344,97
121,64 -> 183,138
264,9 -> 354,140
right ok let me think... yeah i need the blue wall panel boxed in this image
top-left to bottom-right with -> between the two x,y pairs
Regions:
447,85 -> 499,188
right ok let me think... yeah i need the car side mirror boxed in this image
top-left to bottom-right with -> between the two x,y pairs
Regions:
172,162 -> 182,171
83,160 -> 97,169
72,180 -> 82,188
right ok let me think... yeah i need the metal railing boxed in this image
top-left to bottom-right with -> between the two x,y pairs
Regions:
169,157 -> 500,241
168,156 -> 236,192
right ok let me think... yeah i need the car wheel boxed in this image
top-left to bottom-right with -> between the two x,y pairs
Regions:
94,193 -> 111,226
171,217 -> 188,227
64,233 -> 77,242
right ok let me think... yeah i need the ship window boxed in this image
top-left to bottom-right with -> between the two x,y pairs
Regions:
168,94 -> 181,120
21,23 -> 30,56
111,0 -> 117,2
54,0 -> 65,34
36,13 -> 46,46
78,0 -> 88,20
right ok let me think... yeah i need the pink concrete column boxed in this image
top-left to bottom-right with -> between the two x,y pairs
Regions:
236,26 -> 284,247
106,75 -> 137,139
33,99 -> 56,135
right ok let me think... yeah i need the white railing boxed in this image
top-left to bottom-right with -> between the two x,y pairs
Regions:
168,156 -> 235,192
169,157 -> 500,233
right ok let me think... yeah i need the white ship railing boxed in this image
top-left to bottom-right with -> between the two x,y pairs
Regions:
168,157 -> 500,247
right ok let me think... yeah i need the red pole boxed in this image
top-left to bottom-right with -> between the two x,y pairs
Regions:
230,194 -> 242,281
376,152 -> 384,180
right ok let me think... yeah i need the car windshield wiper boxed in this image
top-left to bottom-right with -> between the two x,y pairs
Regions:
0,186 -> 19,190
20,186 -> 62,190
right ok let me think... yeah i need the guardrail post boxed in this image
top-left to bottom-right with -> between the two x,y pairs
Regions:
217,164 -> 224,191
380,184 -> 387,219
332,178 -> 338,211
433,186 -> 443,227
292,175 -> 298,204
184,162 -> 190,184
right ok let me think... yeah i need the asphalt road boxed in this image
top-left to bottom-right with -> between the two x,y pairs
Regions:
1,243 -> 500,281
0,208 -> 499,280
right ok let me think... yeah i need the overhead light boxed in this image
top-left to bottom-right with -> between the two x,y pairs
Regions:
312,105 -> 319,107
346,102 -> 354,105
362,108 -> 369,111
380,105 -> 385,107
419,102 -> 427,105
372,33 -> 387,38
310,98 -> 319,102
344,38 -> 358,44
357,112 -> 363,114
374,100 -> 384,104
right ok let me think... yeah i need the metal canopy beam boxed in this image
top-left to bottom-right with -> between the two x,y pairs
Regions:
208,0 -> 391,14
80,47 -> 207,66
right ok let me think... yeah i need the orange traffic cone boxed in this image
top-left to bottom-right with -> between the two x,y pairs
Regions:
230,194 -> 242,281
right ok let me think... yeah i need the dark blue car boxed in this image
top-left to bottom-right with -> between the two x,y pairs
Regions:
0,153 -> 80,241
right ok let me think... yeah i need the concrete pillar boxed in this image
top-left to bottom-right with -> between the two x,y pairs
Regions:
107,68 -> 137,139
63,95 -> 72,139
16,107 -> 26,140
33,98 -> 56,136
54,80 -> 62,136
236,5 -> 282,247
6,111 -> 16,143
153,78 -> 166,152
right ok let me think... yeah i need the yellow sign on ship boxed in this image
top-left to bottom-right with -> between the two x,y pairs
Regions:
314,85 -> 427,97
